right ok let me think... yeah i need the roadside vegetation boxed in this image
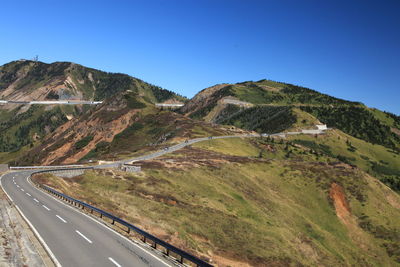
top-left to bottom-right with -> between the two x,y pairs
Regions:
36,136 -> 400,266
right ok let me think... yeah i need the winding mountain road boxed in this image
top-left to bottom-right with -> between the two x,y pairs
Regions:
1,129 -> 327,266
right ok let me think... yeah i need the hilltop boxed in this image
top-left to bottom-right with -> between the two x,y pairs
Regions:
181,80 -> 399,150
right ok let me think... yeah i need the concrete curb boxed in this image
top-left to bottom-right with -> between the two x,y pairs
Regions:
0,173 -> 62,267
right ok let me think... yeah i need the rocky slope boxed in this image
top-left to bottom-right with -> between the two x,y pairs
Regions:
0,60 -> 185,160
18,90 -> 235,165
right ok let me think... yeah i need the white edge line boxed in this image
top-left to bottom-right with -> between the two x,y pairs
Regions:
75,230 -> 92,244
26,175 -> 174,267
108,257 -> 122,267
0,174 -> 62,267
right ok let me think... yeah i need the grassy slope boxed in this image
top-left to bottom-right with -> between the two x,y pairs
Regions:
287,129 -> 400,192
37,136 -> 400,266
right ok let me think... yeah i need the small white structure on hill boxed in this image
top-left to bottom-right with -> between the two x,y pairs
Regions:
301,124 -> 328,134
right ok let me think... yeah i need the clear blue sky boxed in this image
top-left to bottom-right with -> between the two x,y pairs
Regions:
1,0 -> 399,114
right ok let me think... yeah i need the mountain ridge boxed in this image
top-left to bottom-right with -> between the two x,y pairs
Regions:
0,59 -> 399,266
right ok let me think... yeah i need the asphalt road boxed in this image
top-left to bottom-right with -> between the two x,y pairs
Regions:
1,129 -> 328,266
1,171 -> 174,267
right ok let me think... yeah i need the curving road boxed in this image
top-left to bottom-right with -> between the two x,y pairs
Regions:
1,171 -> 175,267
1,129 -> 328,266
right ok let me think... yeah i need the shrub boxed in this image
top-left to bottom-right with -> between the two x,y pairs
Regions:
75,135 -> 94,150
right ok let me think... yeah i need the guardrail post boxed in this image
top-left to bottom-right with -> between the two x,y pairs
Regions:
31,168 -> 213,267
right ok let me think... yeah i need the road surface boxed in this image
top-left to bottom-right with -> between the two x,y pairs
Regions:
1,172 -> 175,267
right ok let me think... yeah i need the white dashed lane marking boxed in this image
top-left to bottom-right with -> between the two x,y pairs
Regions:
56,215 -> 67,223
108,257 -> 122,267
75,230 -> 92,244
42,205 -> 50,211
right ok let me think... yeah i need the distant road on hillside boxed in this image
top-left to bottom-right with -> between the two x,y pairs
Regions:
0,100 -> 102,105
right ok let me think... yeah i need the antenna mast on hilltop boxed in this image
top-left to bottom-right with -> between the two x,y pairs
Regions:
33,55 -> 38,62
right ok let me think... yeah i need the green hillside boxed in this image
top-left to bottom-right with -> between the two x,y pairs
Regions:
182,79 -> 400,152
35,136 -> 400,266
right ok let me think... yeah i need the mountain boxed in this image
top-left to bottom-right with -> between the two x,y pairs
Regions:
0,60 -> 186,162
181,80 -> 399,150
17,89 -> 235,165
1,60 -> 399,266
0,60 -> 184,102
180,80 -> 400,191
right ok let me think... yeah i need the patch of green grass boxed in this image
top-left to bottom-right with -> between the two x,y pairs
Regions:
74,135 -> 94,150
193,137 -> 260,157
288,129 -> 400,192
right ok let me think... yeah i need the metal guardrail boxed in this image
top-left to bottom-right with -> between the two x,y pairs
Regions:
1,100 -> 102,105
31,168 -> 212,267
10,165 -> 85,170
